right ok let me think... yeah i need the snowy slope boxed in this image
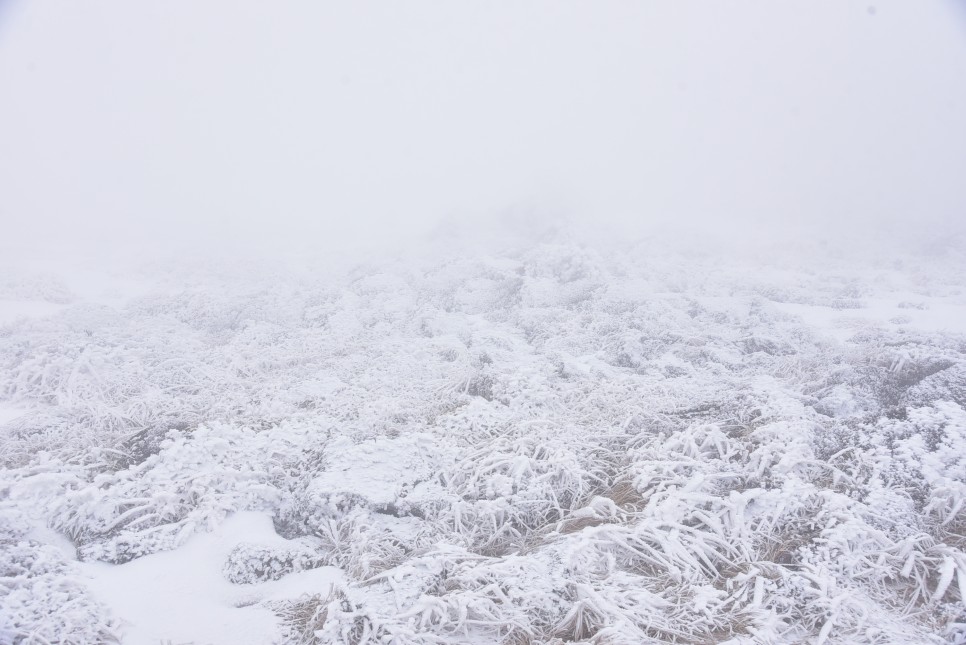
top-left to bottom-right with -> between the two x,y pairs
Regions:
1,239 -> 965,644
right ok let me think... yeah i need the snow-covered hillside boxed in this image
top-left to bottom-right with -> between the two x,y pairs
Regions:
1,238 -> 965,644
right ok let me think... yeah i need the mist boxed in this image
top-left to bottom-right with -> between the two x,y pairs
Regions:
2,0 -> 965,269
6,5 -> 966,643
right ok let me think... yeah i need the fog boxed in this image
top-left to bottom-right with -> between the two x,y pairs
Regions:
5,6 -> 966,641
1,0 -> 965,267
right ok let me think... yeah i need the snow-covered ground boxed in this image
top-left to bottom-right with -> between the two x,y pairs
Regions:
1,237 -> 965,644
0,405 -> 27,427
773,299 -> 966,343
80,512 -> 343,645
0,301 -> 69,327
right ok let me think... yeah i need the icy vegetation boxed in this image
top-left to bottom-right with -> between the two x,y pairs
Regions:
1,237 -> 966,644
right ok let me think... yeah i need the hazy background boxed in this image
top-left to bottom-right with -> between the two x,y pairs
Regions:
1,0 -> 965,267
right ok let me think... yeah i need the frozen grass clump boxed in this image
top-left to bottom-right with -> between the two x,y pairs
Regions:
0,509 -> 118,644
224,541 -> 326,584
45,421 -> 327,562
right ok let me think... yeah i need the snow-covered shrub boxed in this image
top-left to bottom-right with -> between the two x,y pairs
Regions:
224,541 -> 326,584
275,586 -> 396,645
48,424 -> 286,562
0,510 -> 118,644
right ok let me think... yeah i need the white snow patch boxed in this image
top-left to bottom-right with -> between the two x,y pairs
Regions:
773,297 -> 966,342
0,404 -> 27,425
81,512 -> 343,645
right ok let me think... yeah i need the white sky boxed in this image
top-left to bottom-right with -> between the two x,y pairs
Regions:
1,1 -> 965,262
